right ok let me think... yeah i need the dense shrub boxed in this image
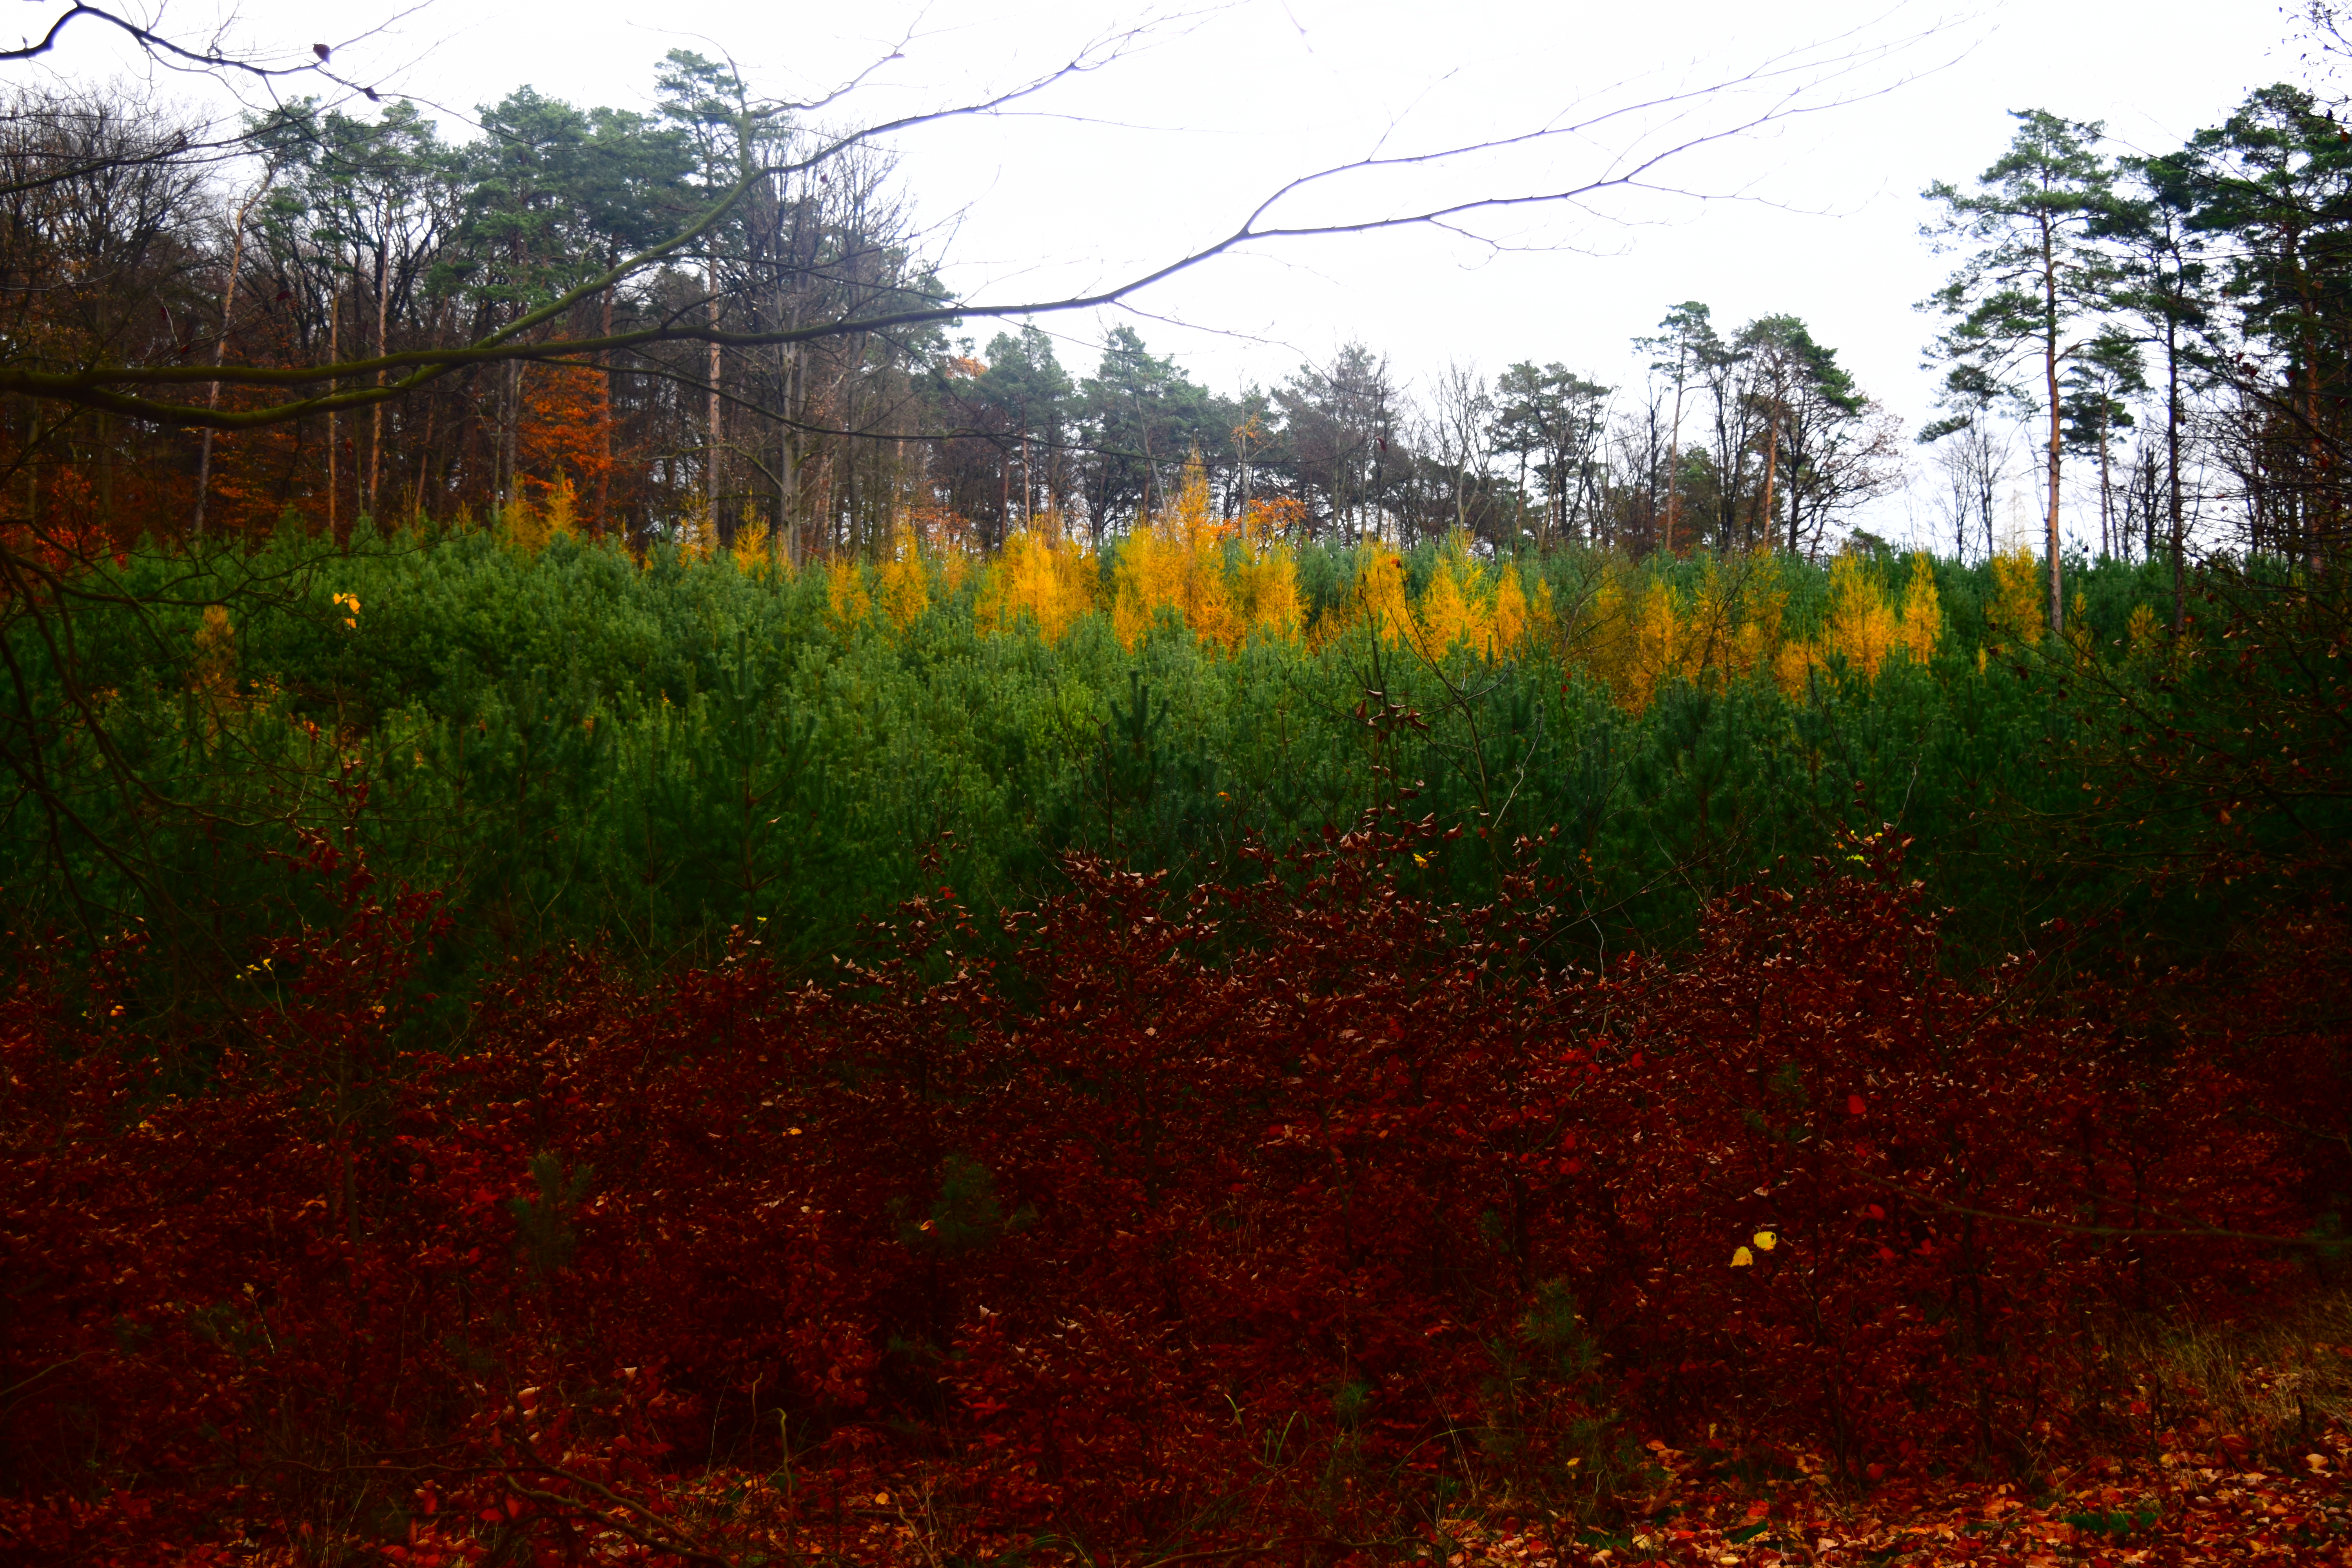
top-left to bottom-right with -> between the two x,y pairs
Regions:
2,530 -> 2184,987
2,817 -> 2329,1563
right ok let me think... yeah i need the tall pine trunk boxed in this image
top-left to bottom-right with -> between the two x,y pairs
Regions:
2042,216 -> 2064,637
2167,307 -> 2185,632
598,284 -> 615,537
707,254 -> 723,542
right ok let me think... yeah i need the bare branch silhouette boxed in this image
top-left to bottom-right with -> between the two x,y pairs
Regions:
0,13 -> 1956,430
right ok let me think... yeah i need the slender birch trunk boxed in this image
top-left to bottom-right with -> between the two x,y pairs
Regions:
195,176 -> 270,536
327,280 -> 339,541
369,200 -> 392,520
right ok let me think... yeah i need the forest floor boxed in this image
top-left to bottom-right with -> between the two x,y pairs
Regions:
1435,1425 -> 2352,1565
381,1423 -> 2349,1568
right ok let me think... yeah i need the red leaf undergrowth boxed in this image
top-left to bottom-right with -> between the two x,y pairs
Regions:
1,821 -> 2340,1564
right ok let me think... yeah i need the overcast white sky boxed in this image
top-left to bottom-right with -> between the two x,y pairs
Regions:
29,0 -> 2312,544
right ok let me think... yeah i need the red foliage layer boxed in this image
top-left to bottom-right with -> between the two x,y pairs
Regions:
0,823 -> 2338,1564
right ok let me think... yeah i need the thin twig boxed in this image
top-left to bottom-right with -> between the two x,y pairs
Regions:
1847,1169 -> 2333,1247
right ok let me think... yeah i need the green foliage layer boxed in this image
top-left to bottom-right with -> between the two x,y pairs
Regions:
0,530 -> 2217,987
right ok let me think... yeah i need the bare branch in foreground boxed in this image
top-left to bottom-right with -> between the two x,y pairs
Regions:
0,13 -> 1958,430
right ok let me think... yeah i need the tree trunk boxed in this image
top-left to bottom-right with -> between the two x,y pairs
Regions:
327,283 -> 339,542
598,284 -> 615,536
504,359 -> 523,513
2167,307 -> 2185,633
707,254 -> 723,542
1515,450 -> 1528,547
196,180 -> 267,537
1662,367 -> 1686,554
2097,397 -> 2113,559
369,204 -> 392,521
2042,218 -> 2064,637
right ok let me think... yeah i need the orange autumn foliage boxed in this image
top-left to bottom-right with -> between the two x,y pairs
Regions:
516,365 -> 618,532
976,510 -> 1098,643
1579,551 -> 1942,711
1111,456 -> 1302,652
1314,533 -> 1550,662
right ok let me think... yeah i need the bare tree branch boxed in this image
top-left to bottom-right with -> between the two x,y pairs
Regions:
0,14 -> 1956,430
2,0 -> 427,97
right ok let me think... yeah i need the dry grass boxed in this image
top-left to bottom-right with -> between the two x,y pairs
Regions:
2097,1288 -> 2352,1461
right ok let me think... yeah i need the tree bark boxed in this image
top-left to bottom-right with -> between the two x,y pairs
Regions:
598,283 -> 615,537
195,178 -> 268,536
1662,363 -> 1686,554
707,254 -> 723,542
368,199 -> 392,521
2167,305 -> 2185,633
2097,396 -> 2112,558
2042,213 -> 2064,637
327,281 -> 339,542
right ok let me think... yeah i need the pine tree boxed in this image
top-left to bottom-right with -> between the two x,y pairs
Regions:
1635,302 -> 1720,554
1922,110 -> 2118,635
2094,156 -> 2207,626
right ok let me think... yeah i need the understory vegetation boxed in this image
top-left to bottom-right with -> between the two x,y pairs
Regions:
4,514 -> 2200,983
4,514 -> 2350,1566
